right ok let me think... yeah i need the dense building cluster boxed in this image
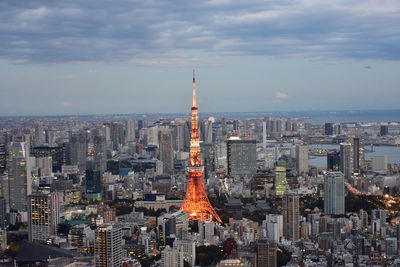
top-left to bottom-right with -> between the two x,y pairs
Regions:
0,99 -> 400,267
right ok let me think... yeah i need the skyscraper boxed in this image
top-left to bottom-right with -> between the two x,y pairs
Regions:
159,130 -> 174,175
28,193 -> 51,242
350,136 -> 364,173
7,141 -> 31,212
256,239 -> 277,267
227,138 -> 257,178
93,135 -> 107,173
0,136 -> 6,173
69,133 -> 88,173
85,158 -> 102,195
126,119 -> 136,142
95,224 -> 123,267
324,123 -> 333,135
200,143 -> 215,179
282,193 -> 299,241
324,172 -> 345,215
340,142 -> 353,179
295,144 -> 308,174
274,166 -> 288,196
327,151 -> 340,171
34,123 -> 46,147
380,124 -> 389,136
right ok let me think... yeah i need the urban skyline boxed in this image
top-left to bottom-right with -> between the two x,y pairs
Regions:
1,1 -> 400,266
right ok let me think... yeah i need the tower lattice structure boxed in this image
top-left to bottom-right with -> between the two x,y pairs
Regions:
180,72 -> 222,223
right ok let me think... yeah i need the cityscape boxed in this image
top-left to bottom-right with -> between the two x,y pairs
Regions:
2,1 -> 400,267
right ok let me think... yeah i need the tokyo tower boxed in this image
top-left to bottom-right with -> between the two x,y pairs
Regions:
180,71 -> 222,223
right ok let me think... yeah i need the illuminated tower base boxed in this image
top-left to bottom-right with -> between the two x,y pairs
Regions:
181,167 -> 221,223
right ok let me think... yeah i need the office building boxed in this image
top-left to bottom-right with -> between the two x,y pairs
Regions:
28,193 -> 51,242
85,159 -> 102,195
36,157 -> 52,177
126,120 -> 136,142
282,193 -> 299,241
159,130 -> 174,175
161,245 -> 184,267
324,123 -> 333,135
350,136 -> 365,173
371,156 -> 388,172
31,146 -> 66,173
173,239 -> 196,266
295,144 -> 308,174
7,142 -> 31,212
327,151 -> 340,171
380,124 -> 389,136
324,172 -> 345,215
93,135 -> 107,173
0,136 -> 6,172
256,239 -> 277,267
200,143 -> 215,179
51,191 -> 62,235
34,123 -> 46,147
95,224 -> 123,267
339,142 -> 353,179
199,221 -> 215,243
0,198 -> 6,228
274,166 -> 288,196
227,138 -> 257,178
68,133 -> 88,173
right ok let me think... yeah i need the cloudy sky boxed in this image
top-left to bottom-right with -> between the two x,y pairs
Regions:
1,0 -> 399,116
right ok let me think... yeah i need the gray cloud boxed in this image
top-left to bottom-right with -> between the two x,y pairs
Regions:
0,0 -> 399,64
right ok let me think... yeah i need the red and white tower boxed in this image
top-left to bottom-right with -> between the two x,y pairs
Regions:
180,71 -> 222,223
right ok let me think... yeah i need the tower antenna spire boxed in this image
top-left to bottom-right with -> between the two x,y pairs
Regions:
192,69 -> 197,107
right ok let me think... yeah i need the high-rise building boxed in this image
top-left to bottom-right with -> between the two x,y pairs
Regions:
380,124 -> 389,136
295,144 -> 308,174
108,123 -> 126,151
324,172 -> 345,215
200,143 -> 215,179
350,136 -> 365,173
69,133 -> 88,173
327,151 -> 340,171
36,157 -> 52,177
324,123 -> 333,135
161,245 -> 184,267
339,142 -> 353,179
274,166 -> 288,197
199,221 -> 215,243
0,198 -> 6,228
28,193 -> 51,242
173,239 -> 196,266
95,224 -> 123,267
0,136 -> 6,173
126,120 -> 136,142
32,146 -> 66,173
85,158 -> 102,195
159,130 -> 174,175
371,156 -> 388,172
227,138 -> 257,178
282,193 -> 299,241
93,135 -> 107,173
256,239 -> 277,267
157,213 -> 177,246
7,142 -> 31,212
34,123 -> 46,147
51,191 -> 62,235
